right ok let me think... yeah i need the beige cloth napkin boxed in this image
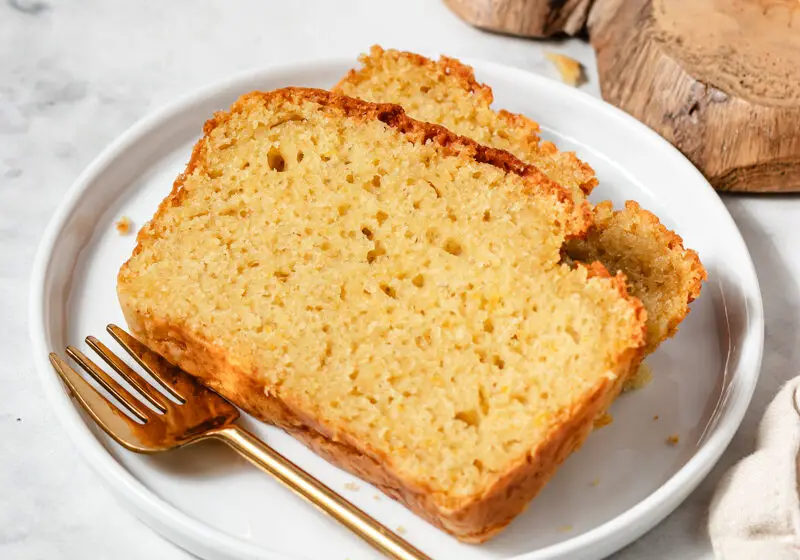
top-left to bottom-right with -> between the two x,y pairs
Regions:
709,378 -> 800,559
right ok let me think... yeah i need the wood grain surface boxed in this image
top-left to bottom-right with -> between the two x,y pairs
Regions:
444,0 -> 800,192
443,0 -> 593,37
589,0 -> 800,192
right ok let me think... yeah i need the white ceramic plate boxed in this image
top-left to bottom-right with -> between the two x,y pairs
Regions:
30,58 -> 763,560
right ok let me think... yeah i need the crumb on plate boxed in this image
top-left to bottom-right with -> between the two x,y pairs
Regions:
666,434 -> 680,446
397,525 -> 407,535
653,415 -> 659,421
344,482 -> 360,491
623,363 -> 653,393
593,412 -> 613,429
558,525 -> 574,533
545,52 -> 584,86
115,216 -> 133,235
590,478 -> 600,487
373,494 -> 381,501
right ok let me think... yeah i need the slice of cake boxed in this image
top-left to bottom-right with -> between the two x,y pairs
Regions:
335,46 -> 597,202
565,201 -> 704,354
118,88 -> 646,541
334,46 -> 706,355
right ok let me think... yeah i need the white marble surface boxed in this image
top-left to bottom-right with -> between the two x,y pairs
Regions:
2,0 -> 798,558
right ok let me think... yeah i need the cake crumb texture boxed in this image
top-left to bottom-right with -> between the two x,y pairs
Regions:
545,52 -> 585,86
116,216 -> 133,235
623,362 -> 654,393
593,412 -> 614,429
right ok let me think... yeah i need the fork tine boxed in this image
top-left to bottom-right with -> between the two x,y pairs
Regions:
49,353 -> 153,449
106,325 -> 184,402
65,346 -> 153,421
86,336 -> 168,413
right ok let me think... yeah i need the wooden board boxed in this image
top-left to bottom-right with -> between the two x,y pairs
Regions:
589,0 -> 800,192
444,0 -> 800,192
443,0 -> 593,37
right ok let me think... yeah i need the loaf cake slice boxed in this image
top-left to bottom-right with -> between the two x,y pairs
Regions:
565,201 -> 705,353
118,88 -> 646,542
334,46 -> 706,355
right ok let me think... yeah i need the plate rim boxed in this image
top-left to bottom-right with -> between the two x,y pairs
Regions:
29,55 -> 764,560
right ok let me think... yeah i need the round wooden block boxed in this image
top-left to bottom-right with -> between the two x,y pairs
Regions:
443,0 -> 593,37
589,0 -> 800,192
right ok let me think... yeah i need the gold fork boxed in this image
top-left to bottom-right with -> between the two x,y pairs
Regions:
49,324 -> 431,560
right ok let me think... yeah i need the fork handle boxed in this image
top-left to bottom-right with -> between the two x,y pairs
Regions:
213,424 -> 432,560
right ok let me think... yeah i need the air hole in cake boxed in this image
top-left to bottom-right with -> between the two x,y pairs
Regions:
493,355 -> 505,370
478,387 -> 490,415
444,238 -> 463,256
380,283 -> 397,299
338,204 -> 350,216
366,241 -> 386,263
483,210 -> 491,222
473,459 -> 485,473
414,331 -> 432,350
455,409 -> 480,428
483,318 -> 494,333
425,228 -> 439,244
346,173 -> 354,184
361,226 -> 374,240
376,210 -> 389,226
412,274 -> 425,288
296,151 -> 304,163
267,147 -> 285,172
566,326 -> 581,344
274,270 -> 290,283
426,181 -> 442,198
512,393 -> 528,406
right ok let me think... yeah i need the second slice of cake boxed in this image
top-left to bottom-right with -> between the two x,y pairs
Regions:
335,46 -> 706,355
